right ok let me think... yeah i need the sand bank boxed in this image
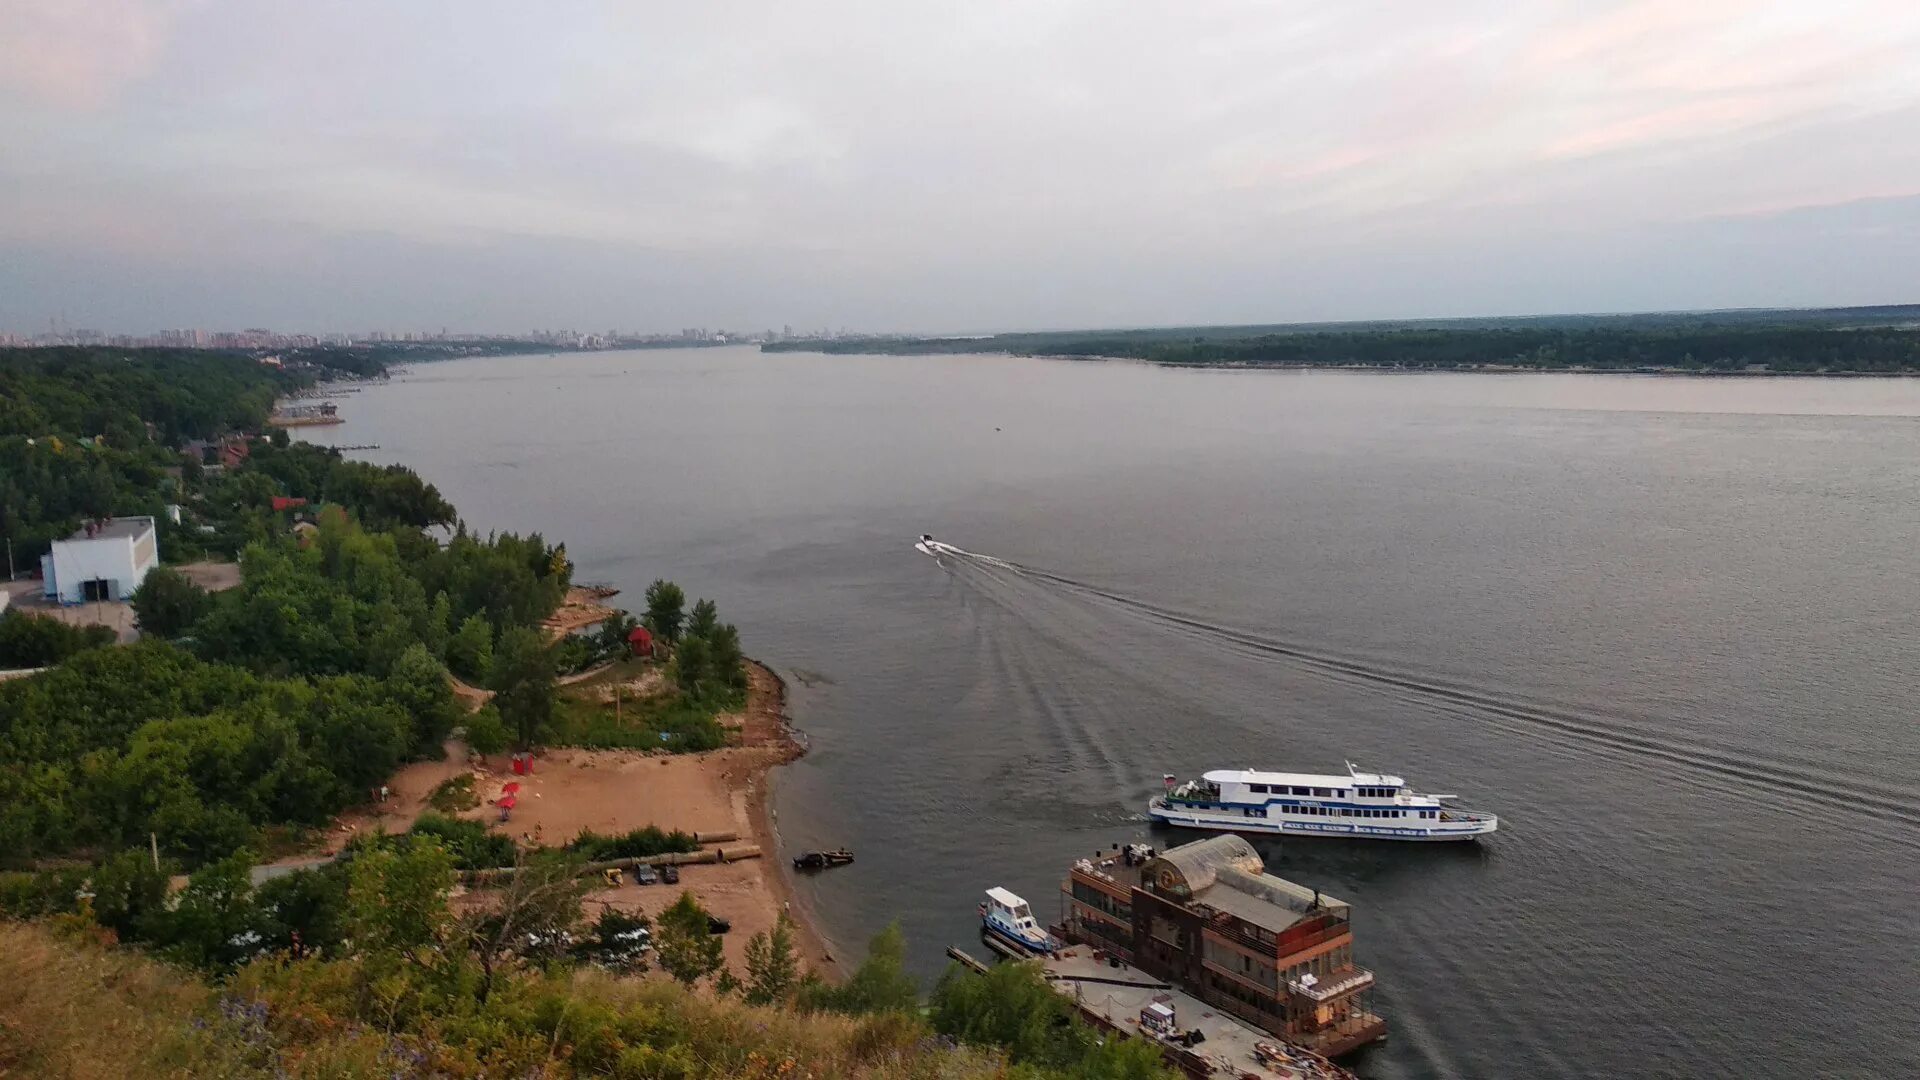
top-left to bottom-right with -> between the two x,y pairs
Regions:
272,660 -> 835,982
466,660 -> 835,980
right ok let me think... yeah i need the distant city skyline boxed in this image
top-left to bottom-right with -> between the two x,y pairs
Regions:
0,322 -> 829,350
4,3 -> 1920,333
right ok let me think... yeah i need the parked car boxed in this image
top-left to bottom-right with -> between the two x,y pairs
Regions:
706,914 -> 732,934
660,864 -> 680,885
632,864 -> 658,886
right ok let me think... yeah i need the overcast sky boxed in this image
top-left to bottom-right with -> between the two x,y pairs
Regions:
4,1 -> 1919,335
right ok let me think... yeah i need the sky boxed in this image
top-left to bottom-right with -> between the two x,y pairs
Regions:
3,0 -> 1920,335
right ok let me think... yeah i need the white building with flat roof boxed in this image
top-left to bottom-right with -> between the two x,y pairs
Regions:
41,516 -> 158,604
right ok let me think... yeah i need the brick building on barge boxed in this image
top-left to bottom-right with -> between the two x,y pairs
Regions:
1059,834 -> 1387,1058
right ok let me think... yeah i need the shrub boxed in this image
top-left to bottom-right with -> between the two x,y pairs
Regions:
426,774 -> 479,813
565,825 -> 699,862
0,610 -> 116,668
128,566 -> 211,638
405,812 -> 517,871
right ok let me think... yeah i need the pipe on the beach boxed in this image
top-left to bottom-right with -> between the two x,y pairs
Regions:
457,843 -> 762,884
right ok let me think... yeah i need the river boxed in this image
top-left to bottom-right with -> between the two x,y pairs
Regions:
304,346 -> 1920,1079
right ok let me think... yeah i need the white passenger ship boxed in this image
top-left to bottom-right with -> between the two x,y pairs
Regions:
1148,763 -> 1497,841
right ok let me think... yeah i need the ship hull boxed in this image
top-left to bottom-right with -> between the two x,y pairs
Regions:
1149,800 -> 1495,841
982,918 -> 1056,955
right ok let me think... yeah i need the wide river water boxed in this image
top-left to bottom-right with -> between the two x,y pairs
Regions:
306,346 -> 1920,1079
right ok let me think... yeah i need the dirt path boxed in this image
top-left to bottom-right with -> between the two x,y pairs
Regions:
448,673 -> 494,707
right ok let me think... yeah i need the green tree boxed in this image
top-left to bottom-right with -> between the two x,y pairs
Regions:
799,922 -> 919,1015
447,612 -> 493,682
387,643 -> 463,752
840,921 -> 919,1013
463,703 -> 510,756
653,890 -> 724,987
85,847 -> 173,942
574,907 -> 652,971
347,836 -> 455,970
706,622 -> 746,691
254,864 -> 349,958
643,579 -> 686,643
150,849 -> 266,972
743,913 -> 800,1005
926,958 -> 1174,1078
594,611 -> 641,660
687,598 -> 719,640
460,849 -> 588,1002
128,566 -> 211,638
673,634 -> 711,696
0,610 -> 116,667
423,591 -> 452,657
490,626 -> 555,750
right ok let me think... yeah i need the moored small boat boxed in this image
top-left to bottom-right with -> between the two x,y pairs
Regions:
979,886 -> 1057,955
793,848 -> 855,870
1149,762 -> 1497,841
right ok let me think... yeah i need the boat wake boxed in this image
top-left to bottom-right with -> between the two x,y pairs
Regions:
921,539 -> 1920,840
917,536 -> 1017,570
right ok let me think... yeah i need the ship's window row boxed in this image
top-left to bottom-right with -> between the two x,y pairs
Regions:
1247,783 -> 1344,797
1289,806 -> 1442,820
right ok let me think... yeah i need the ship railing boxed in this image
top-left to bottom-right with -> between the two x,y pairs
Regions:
1439,806 -> 1496,824
1287,966 -> 1375,1002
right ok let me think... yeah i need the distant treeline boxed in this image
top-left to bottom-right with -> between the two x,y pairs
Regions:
763,305 -> 1920,373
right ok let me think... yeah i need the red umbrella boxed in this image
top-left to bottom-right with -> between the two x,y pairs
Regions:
501,782 -> 521,795
497,794 -> 518,810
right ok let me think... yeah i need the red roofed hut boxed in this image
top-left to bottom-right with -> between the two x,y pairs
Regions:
627,625 -> 654,658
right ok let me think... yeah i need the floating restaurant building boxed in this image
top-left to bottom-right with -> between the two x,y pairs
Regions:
1060,835 -> 1387,1058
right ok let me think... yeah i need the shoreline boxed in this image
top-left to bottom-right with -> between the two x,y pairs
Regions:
738,659 -> 842,981
1059,354 -> 1920,376
264,656 -> 841,983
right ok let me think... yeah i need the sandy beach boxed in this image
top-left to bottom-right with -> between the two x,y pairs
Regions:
295,658 -> 838,982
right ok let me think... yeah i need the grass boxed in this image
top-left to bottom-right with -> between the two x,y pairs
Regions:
0,919 -> 1021,1079
550,675 -> 734,753
0,921 -> 274,1078
426,773 -> 479,813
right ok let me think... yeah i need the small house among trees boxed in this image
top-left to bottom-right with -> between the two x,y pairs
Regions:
627,625 -> 654,659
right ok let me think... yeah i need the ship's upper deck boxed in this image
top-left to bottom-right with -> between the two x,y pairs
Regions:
1203,767 -> 1407,790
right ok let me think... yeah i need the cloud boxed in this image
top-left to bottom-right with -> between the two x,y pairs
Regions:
0,0 -> 200,110
3,1 -> 1920,332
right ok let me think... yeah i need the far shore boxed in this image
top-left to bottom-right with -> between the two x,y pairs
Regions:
1057,355 -> 1920,376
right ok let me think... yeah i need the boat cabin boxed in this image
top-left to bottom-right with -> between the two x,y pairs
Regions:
984,886 -> 1041,933
1170,767 -> 1449,821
